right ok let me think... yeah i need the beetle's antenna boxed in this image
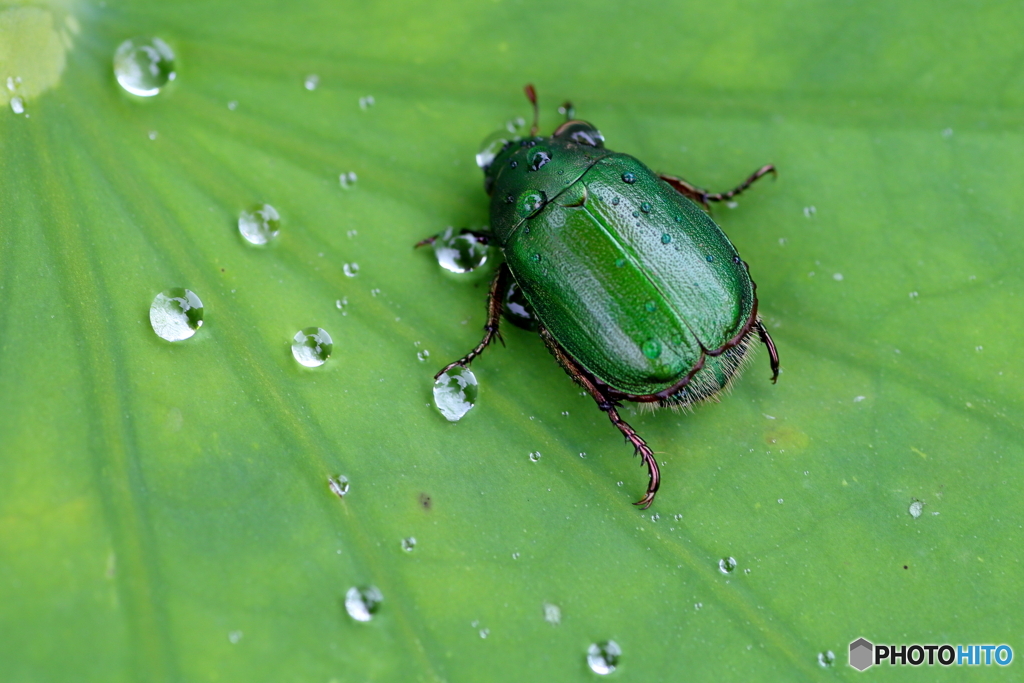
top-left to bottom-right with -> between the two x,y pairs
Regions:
524,84 -> 539,136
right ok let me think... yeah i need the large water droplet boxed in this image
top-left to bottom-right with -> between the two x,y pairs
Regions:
587,641 -> 622,675
433,366 -> 478,421
292,327 -> 333,367
502,280 -> 537,331
476,130 -> 511,169
150,288 -> 203,341
516,190 -> 547,219
719,557 -> 737,574
328,475 -> 349,497
344,585 -> 383,622
113,37 -> 176,97
528,147 -> 551,171
431,227 -> 489,273
238,204 -> 280,245
641,339 -> 662,360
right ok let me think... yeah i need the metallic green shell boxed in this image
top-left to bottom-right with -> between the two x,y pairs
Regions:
489,136 -> 756,399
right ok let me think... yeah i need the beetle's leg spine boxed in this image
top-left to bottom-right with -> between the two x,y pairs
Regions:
433,265 -> 508,380
754,318 -> 780,384
538,326 -> 661,509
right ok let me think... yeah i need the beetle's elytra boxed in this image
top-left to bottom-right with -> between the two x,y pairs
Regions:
421,85 -> 779,509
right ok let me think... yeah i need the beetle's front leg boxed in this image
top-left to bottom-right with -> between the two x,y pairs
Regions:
414,228 -> 493,249
538,326 -> 661,509
660,164 -> 776,210
434,264 -> 508,379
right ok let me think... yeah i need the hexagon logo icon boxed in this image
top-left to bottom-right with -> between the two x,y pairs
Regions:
849,638 -> 874,671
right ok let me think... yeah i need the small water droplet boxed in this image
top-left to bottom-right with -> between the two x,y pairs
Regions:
227,100 -> 238,110
777,498 -> 784,504
291,327 -> 333,367
833,273 -> 844,281
542,602 -> 562,625
343,263 -> 360,277
644,300 -> 657,312
516,190 -> 547,218
719,557 -> 737,574
359,95 -> 375,109
529,451 -> 541,462
611,197 -> 620,206
344,586 -> 382,622
650,513 -> 660,522
818,650 -> 836,667
803,205 -> 817,217
705,255 -> 714,262
370,288 -> 380,297
578,452 -> 586,458
511,551 -> 520,560
640,202 -> 651,213
631,210 -> 639,218
430,227 -> 489,273
694,602 -> 703,610
661,233 -> 672,244
328,475 -> 349,497
942,127 -> 953,138
726,201 -> 739,209
433,366 -> 478,422
587,641 -> 622,675
150,289 -> 203,341
909,500 -> 924,518
10,96 -> 24,114
642,339 -> 662,360
531,253 -> 541,262
975,345 -> 983,352
339,171 -> 358,189
621,172 -> 636,184
615,258 -> 626,268
401,537 -> 416,552
113,37 -> 176,97
479,628 -> 490,639
238,203 -> 280,245
335,297 -> 348,311
304,74 -> 319,90
228,630 -> 243,644
417,350 -> 430,362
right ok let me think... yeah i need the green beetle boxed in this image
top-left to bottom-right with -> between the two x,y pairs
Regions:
422,86 -> 779,508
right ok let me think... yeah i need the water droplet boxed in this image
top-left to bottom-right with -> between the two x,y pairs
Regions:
344,586 -> 383,622
528,148 -> 551,171
529,451 -> 541,462
291,327 -> 333,367
640,202 -> 651,213
227,100 -> 238,110
417,350 -> 430,362
909,291 -> 919,299
803,205 -> 817,218
561,411 -> 570,416
641,339 -> 662,360
673,513 -> 682,521
328,475 -> 349,497
621,172 -> 636,184
543,602 -> 561,625
238,203 -> 280,246
335,297 -> 348,312
531,253 -> 541,262
705,255 -> 714,262
502,280 -> 537,331
339,171 -> 358,189
150,289 -> 203,342
433,366 -> 478,422
614,258 -> 626,268
833,273 -> 844,281
650,513 -> 660,522
113,37 -> 176,97
975,345 -> 983,352
578,452 -> 586,458
506,116 -> 527,134
370,288 -> 381,297
431,227 -> 489,273
611,197 -> 620,205
479,628 -> 490,639
9,96 -> 24,114
616,481 -> 623,487
694,602 -> 703,610
587,641 -> 622,675
909,500 -> 924,518
631,211 -> 639,218
644,300 -> 657,312
818,650 -> 836,667
147,130 -> 158,140
304,74 -> 319,91
718,557 -> 737,574
228,630 -> 242,644
516,190 -> 547,218
343,262 -> 360,277
661,233 -> 672,244
401,537 -> 416,552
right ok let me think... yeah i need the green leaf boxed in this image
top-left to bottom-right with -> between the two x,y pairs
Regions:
2,0 -> 1021,680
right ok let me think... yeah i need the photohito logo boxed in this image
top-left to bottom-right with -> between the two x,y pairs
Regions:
849,638 -> 1013,671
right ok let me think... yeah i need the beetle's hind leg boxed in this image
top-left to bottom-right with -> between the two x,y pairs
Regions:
538,326 -> 661,509
434,264 -> 508,379
660,164 -> 776,210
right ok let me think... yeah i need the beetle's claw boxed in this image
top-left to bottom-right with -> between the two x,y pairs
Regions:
414,236 -> 437,249
633,490 -> 656,509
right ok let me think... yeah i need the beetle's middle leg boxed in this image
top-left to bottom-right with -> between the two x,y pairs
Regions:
434,264 -> 507,379
538,326 -> 661,509
660,164 -> 776,210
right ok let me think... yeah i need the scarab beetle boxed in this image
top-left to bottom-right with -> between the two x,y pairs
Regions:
420,85 -> 779,508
